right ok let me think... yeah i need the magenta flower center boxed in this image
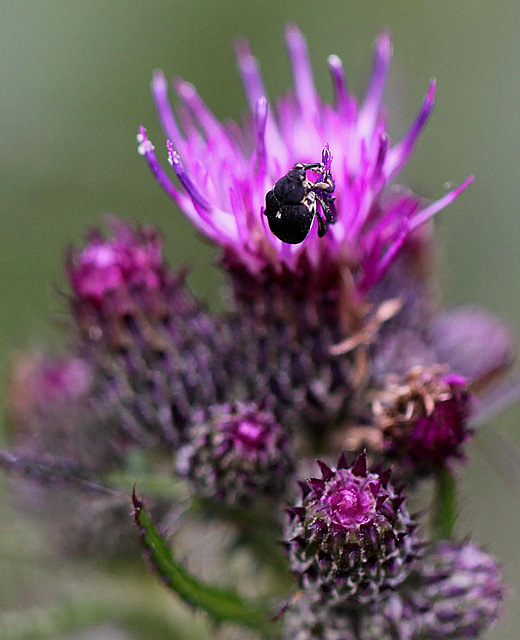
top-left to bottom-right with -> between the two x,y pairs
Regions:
72,237 -> 163,304
318,474 -> 377,529
231,419 -> 269,454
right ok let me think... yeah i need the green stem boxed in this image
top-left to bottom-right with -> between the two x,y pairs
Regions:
431,465 -> 457,540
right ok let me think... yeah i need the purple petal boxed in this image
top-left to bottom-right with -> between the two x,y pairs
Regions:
151,70 -> 183,146
327,54 -> 349,113
409,176 -> 474,231
285,24 -> 319,121
166,141 -> 212,212
174,78 -> 222,139
234,37 -> 267,112
359,31 -> 393,134
386,79 -> 436,178
255,96 -> 268,174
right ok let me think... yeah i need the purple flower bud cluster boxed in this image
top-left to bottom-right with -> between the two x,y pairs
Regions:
1,25 -> 514,639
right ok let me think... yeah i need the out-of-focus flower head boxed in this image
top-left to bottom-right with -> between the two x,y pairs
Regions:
412,541 -> 506,639
282,592 -> 357,640
66,219 -> 229,449
67,217 -> 165,310
361,541 -> 506,640
5,352 -> 102,468
139,25 -> 472,304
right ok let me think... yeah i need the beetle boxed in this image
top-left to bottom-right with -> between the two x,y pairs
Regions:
263,161 -> 335,244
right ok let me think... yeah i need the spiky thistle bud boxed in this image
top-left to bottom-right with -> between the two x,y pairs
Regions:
412,541 -> 505,639
284,452 -> 419,605
67,218 -> 228,449
360,541 -> 505,640
175,402 -> 294,506
282,592 -> 357,640
372,366 -> 473,476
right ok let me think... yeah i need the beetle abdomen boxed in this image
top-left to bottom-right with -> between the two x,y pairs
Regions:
267,204 -> 315,244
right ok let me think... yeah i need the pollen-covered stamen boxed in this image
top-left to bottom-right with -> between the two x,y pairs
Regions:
137,127 -> 184,205
166,141 -> 213,213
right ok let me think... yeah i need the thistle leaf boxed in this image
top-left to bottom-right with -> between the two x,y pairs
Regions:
132,490 -> 276,636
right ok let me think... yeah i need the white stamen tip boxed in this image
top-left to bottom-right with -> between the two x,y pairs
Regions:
327,54 -> 342,69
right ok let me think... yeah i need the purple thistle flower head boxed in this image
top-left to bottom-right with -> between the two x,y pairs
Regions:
139,25 -> 472,302
284,452 -> 419,605
372,366 -> 473,475
176,402 -> 295,505
66,218 -> 230,449
67,217 -> 166,312
429,306 -> 516,388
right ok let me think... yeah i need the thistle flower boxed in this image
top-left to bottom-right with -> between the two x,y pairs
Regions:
371,366 -> 473,475
176,402 -> 294,505
137,26 -> 475,438
67,218 -> 228,448
284,452 -> 419,605
358,541 -> 506,640
139,26 -> 472,309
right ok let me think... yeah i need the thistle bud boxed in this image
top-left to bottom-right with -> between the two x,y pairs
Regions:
373,366 -> 473,476
67,218 -> 227,448
284,452 -> 419,605
412,541 -> 505,639
176,402 -> 294,506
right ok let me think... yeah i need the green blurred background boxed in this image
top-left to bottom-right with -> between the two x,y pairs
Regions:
1,1 -> 519,638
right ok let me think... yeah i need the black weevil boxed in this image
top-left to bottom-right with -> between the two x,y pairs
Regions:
263,161 -> 335,244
